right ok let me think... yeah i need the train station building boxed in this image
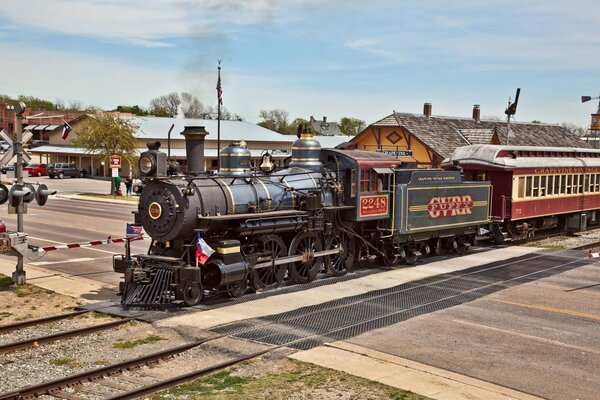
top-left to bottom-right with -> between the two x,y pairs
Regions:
344,103 -> 589,168
27,115 -> 350,177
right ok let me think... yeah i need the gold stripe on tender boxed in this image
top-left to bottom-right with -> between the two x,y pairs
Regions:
217,246 -> 241,254
217,178 -> 236,213
292,146 -> 321,150
291,157 -> 320,162
221,168 -> 246,172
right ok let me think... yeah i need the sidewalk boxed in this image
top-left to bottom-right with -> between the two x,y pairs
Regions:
291,341 -> 542,400
57,193 -> 138,205
0,259 -> 113,303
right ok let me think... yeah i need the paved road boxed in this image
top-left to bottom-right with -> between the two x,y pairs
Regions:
347,258 -> 600,400
0,197 -> 145,301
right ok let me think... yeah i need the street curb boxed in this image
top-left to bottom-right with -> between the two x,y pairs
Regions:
57,194 -> 138,205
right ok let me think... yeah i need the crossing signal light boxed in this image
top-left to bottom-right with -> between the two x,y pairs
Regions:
0,184 -> 8,205
35,184 -> 56,206
8,184 -> 36,208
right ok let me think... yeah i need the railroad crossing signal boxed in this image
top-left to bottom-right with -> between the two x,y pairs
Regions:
0,129 -> 32,166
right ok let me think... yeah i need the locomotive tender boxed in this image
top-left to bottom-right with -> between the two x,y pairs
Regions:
115,126 -> 491,307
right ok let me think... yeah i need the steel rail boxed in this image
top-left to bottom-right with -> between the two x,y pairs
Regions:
0,339 -> 217,400
0,318 -> 131,355
0,310 -> 89,334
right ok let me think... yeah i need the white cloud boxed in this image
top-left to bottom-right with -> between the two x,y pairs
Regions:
0,0 -> 278,46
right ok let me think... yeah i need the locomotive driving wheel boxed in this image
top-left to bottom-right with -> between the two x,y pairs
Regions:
250,234 -> 288,291
288,231 -> 323,284
325,230 -> 355,277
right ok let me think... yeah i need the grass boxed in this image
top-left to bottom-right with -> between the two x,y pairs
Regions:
0,275 -> 13,287
79,193 -> 138,202
0,311 -> 12,320
152,359 -> 428,400
113,334 -> 165,349
49,358 -> 81,368
541,244 -> 566,249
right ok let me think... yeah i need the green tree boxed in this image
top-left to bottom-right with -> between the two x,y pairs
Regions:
17,95 -> 57,110
338,117 -> 366,136
289,118 -> 311,136
114,105 -> 149,116
73,114 -> 139,194
257,109 -> 290,134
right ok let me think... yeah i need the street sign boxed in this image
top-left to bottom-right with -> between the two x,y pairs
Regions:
112,167 -> 119,177
376,149 -> 415,157
110,155 -> 122,169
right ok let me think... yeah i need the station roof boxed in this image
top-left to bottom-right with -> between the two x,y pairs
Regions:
444,144 -> 600,169
130,116 -> 350,148
29,145 -> 291,158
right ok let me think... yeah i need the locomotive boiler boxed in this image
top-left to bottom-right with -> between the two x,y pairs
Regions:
115,126 -> 491,307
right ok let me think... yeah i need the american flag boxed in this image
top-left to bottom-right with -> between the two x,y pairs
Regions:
126,223 -> 143,239
216,70 -> 223,106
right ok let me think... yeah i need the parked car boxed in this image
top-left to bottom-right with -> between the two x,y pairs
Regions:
47,163 -> 87,179
0,162 -> 29,174
0,141 -> 10,152
23,163 -> 47,177
31,140 -> 49,148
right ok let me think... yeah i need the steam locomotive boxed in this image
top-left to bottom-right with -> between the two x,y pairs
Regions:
114,126 -> 491,307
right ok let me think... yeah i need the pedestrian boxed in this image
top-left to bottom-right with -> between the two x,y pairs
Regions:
114,175 -> 122,195
125,176 -> 133,196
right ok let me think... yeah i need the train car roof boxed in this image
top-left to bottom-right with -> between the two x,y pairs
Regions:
443,144 -> 600,169
321,148 -> 401,167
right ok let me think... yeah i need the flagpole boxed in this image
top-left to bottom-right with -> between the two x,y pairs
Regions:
217,60 -> 222,171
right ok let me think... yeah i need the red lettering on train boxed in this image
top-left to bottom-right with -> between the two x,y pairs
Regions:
427,195 -> 473,218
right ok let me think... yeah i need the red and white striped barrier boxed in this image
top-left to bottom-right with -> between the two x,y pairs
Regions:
588,249 -> 600,258
34,235 -> 148,253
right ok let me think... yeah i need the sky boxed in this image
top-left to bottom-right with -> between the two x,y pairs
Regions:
0,0 -> 599,128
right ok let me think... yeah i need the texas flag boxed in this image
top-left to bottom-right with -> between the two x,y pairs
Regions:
61,121 -> 72,140
195,232 -> 214,266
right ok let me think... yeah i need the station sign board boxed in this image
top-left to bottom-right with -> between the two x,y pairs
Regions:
110,155 -> 122,169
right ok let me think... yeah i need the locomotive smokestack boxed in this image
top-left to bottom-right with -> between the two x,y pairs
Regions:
181,126 -> 208,173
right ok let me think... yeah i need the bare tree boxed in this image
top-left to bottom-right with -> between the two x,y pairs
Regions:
181,92 -> 205,118
560,122 -> 587,136
257,109 -> 290,134
150,92 -> 181,117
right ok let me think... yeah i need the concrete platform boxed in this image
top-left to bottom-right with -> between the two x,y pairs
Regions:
156,246 -> 541,330
291,342 -> 542,400
0,259 -> 114,303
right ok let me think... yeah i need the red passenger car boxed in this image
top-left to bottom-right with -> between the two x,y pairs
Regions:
445,145 -> 600,239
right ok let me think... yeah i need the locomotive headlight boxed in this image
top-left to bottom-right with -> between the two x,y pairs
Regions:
139,154 -> 156,176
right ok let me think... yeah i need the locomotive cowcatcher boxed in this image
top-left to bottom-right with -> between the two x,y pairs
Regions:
114,126 -> 491,307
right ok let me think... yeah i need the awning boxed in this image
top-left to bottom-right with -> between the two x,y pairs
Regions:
372,167 -> 394,174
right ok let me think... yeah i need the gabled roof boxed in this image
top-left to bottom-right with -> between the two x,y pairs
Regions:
349,112 -> 590,159
310,118 -> 343,136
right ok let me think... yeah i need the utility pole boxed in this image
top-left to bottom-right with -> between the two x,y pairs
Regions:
13,102 -> 26,285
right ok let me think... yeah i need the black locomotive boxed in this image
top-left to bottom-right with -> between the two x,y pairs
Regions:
115,126 -> 491,307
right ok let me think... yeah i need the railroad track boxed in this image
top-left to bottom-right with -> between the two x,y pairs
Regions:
0,251 -> 588,400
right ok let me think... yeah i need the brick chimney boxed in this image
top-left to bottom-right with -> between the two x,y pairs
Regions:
323,116 -> 327,123
472,105 -> 481,121
423,103 -> 432,117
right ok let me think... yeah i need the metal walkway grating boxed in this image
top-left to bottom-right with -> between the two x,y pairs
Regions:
210,252 -> 592,350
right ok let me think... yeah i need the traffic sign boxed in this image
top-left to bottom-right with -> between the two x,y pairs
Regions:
110,155 -> 122,169
0,129 -> 33,166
